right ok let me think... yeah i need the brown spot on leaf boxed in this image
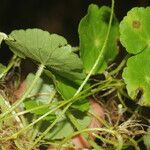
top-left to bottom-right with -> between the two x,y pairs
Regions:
132,20 -> 141,28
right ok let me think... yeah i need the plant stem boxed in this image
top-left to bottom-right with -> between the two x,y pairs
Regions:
0,64 -> 45,120
93,133 -> 118,145
0,94 -> 24,128
14,140 -> 26,150
74,0 -> 115,96
89,139 -> 104,150
109,54 -> 130,76
13,75 -> 119,147
67,111 -> 84,131
67,111 -> 89,138
27,102 -> 72,150
4,101 -> 62,119
117,91 -> 127,108
0,55 -> 18,79
88,111 -> 110,128
3,79 -> 115,120
1,99 -> 71,141
128,137 -> 140,150
57,128 -> 123,150
26,80 -> 116,148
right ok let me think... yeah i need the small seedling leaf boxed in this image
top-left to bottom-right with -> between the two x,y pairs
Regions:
120,7 -> 150,54
123,48 -> 150,106
79,4 -> 119,74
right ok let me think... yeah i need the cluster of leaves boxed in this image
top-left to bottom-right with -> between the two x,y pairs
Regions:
0,4 -> 119,148
120,7 -> 150,106
0,2 -> 150,150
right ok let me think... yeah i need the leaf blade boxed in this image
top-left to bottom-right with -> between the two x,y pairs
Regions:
120,7 -> 150,54
79,4 -> 119,74
123,47 -> 150,106
5,28 -> 84,80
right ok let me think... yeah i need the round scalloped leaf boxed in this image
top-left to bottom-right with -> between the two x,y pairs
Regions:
79,4 -> 119,74
5,29 -> 84,80
123,47 -> 150,106
120,7 -> 150,54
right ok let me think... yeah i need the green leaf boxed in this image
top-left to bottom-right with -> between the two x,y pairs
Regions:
24,74 -> 91,140
79,4 -> 119,74
120,7 -> 150,54
24,99 -> 56,121
24,99 -> 49,115
71,99 -> 90,112
143,127 -> 150,150
44,70 -> 90,112
54,74 -> 90,112
43,113 -> 91,140
55,75 -> 79,99
26,73 -> 55,104
71,110 -> 91,130
5,28 -> 84,80
0,94 -> 9,113
43,119 -> 74,140
24,73 -> 57,119
0,94 -> 18,126
122,48 -> 150,106
121,7 -> 150,106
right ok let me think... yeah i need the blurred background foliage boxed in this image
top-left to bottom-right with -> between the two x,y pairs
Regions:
0,0 -> 149,64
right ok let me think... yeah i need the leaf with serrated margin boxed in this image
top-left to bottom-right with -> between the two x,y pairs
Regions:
5,29 -> 84,80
